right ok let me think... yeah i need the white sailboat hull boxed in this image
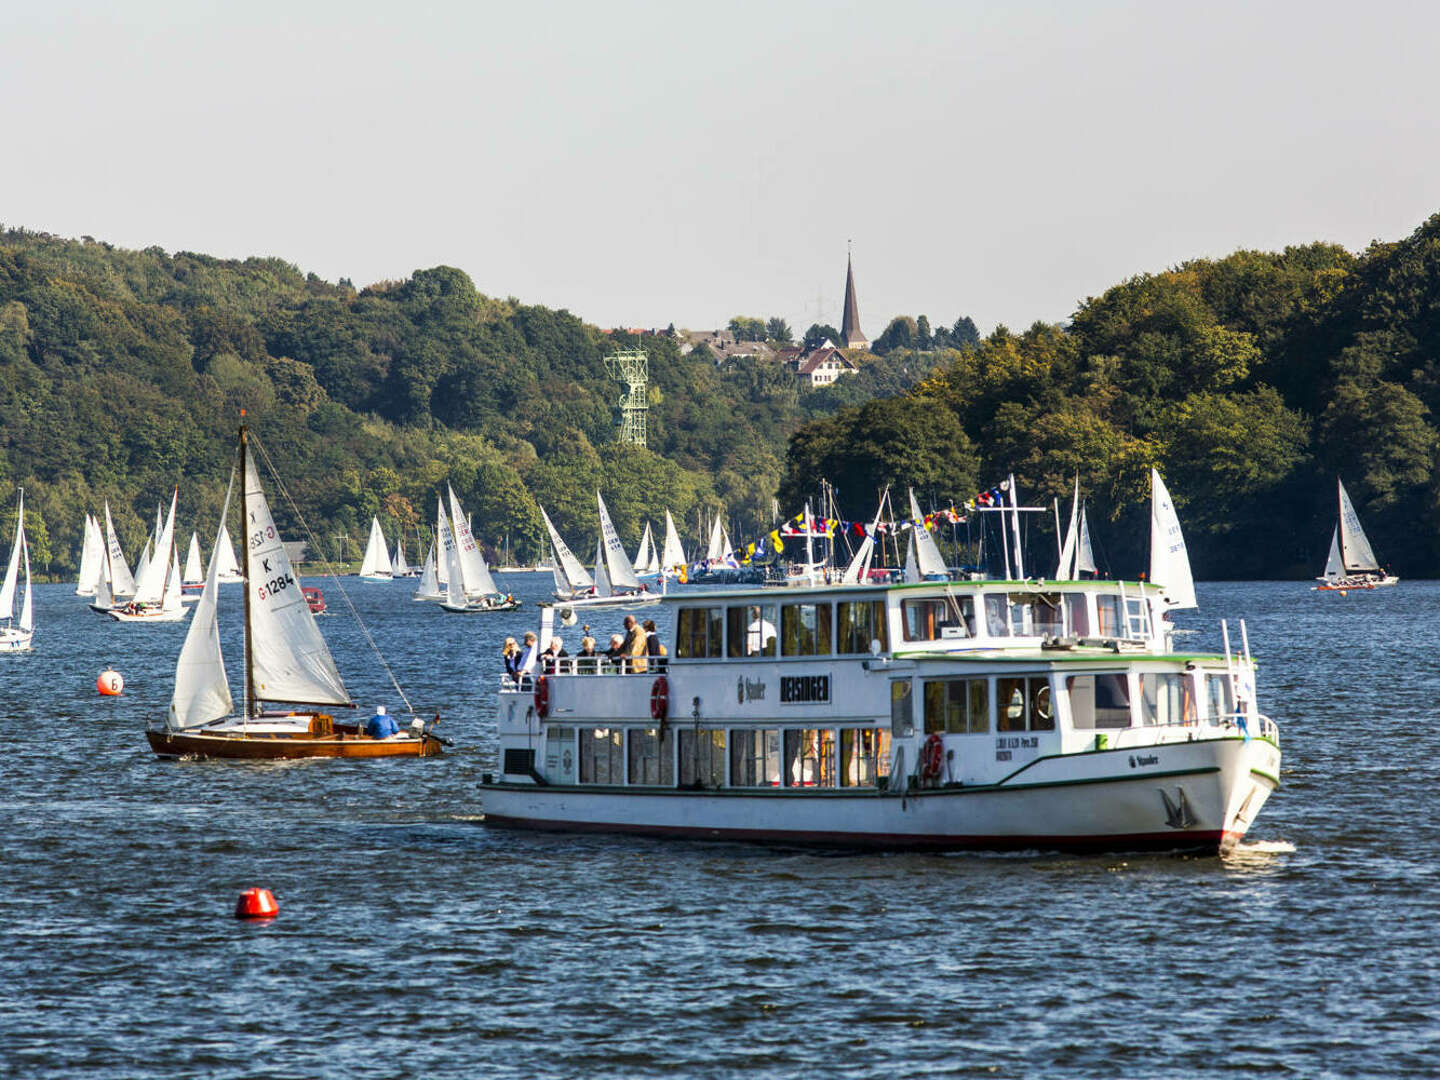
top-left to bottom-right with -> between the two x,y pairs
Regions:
551,592 -> 663,617
484,735 -> 1276,854
0,626 -> 34,652
109,605 -> 190,623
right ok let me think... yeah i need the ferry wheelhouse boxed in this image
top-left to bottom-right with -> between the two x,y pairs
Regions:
482,579 -> 1280,854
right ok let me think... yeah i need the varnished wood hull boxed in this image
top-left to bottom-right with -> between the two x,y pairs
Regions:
146,728 -> 443,760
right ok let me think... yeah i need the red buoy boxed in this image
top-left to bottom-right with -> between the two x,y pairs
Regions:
235,887 -> 279,920
97,669 -> 123,696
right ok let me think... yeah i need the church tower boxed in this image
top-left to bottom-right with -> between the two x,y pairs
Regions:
840,247 -> 868,350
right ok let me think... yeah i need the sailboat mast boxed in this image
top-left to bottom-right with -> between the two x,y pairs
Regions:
240,422 -> 256,719
1336,478 -> 1346,565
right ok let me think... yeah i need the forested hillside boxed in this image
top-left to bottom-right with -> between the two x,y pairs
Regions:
781,214 -> 1440,579
0,229 -> 938,576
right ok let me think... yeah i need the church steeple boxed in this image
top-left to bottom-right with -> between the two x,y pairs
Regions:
840,244 -> 867,350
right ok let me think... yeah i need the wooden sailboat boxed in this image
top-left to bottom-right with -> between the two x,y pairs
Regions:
146,423 -> 442,759
1315,479 -> 1398,590
0,489 -> 35,653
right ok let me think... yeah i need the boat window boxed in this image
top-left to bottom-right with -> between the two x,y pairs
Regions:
983,595 -> 1010,637
997,677 -> 1054,732
784,728 -> 837,787
1067,673 -> 1132,729
900,596 -> 973,641
676,606 -> 723,658
543,726 -> 576,784
1139,672 -> 1194,726
1009,593 -> 1063,638
890,680 -> 914,737
730,729 -> 781,786
837,599 -> 889,653
840,729 -> 891,787
781,602 -> 833,656
923,678 -> 990,734
1063,594 -> 1091,637
678,728 -> 725,787
627,728 -> 673,786
1205,674 -> 1234,721
579,728 -> 623,784
1095,595 -> 1123,637
726,603 -> 778,658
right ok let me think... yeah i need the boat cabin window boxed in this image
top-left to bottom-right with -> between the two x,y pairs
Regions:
922,678 -> 990,735
1139,672 -> 1195,726
628,727 -> 674,786
679,728 -> 725,787
900,596 -> 973,641
837,599 -> 889,654
1095,595 -> 1123,637
730,729 -> 781,786
1063,594 -> 1091,637
676,606 -> 723,658
1007,593 -> 1064,638
997,677 -> 1054,732
580,728 -> 624,784
1205,673 -> 1234,721
983,595 -> 1010,637
784,728 -> 837,787
781,602 -> 832,656
544,726 -> 576,784
1066,674 -> 1132,729
726,603 -> 778,657
890,680 -> 914,737
840,729 -> 891,787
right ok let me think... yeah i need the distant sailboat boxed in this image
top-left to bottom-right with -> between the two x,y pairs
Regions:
110,490 -> 189,622
76,513 -> 104,597
102,502 -> 137,599
660,510 -> 687,576
908,489 -> 949,580
0,489 -> 35,652
1315,478 -> 1398,590
541,505 -> 594,601
549,494 -> 661,618
392,534 -> 416,577
413,540 -> 444,602
438,486 -> 519,612
1149,469 -> 1197,612
213,524 -> 243,583
359,516 -> 394,581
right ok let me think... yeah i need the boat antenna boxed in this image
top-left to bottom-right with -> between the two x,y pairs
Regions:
247,431 -> 416,715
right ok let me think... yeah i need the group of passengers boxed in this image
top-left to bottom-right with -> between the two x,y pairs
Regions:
502,615 -> 665,684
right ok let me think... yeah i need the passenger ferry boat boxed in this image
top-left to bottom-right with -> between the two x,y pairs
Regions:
483,578 -> 1280,854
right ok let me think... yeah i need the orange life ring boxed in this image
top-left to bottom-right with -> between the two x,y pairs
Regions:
920,733 -> 945,781
649,675 -> 669,720
534,674 -> 550,719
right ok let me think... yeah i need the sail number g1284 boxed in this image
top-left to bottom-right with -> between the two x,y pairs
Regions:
257,573 -> 296,601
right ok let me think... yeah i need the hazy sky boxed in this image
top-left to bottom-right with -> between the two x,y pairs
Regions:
6,1 -> 1438,338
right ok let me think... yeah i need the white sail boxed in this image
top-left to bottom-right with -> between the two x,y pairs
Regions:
133,540 -> 153,592
597,492 -> 642,591
170,471 -> 236,730
359,516 -> 393,578
392,536 -> 411,576
183,532 -> 204,584
909,489 -> 948,578
633,522 -> 654,573
706,513 -> 727,562
1076,506 -> 1098,575
94,564 -> 114,610
903,529 -> 921,583
414,542 -> 441,600
18,531 -> 32,633
448,486 -> 501,598
153,502 -> 165,547
1337,479 -> 1380,572
1055,476 -> 1080,579
434,497 -> 450,587
1149,469 -> 1196,610
133,490 -> 178,606
1321,526 -> 1344,582
77,514 -> 104,595
214,523 -> 242,582
661,510 -> 687,570
243,449 -> 349,707
444,515 -> 467,607
592,537 -> 612,598
842,495 -> 885,585
541,505 -> 592,591
0,491 -> 22,620
103,503 -> 136,597
163,548 -> 184,613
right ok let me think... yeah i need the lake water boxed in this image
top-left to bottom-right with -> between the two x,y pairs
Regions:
2,577 -> 1437,1079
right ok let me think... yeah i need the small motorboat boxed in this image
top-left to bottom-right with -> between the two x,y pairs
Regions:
303,586 -> 326,614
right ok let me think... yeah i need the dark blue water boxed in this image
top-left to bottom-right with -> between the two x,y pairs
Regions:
2,577 -> 1437,1079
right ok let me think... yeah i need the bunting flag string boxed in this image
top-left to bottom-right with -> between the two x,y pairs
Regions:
726,504 -> 967,566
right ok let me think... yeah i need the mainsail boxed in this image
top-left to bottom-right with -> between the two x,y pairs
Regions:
541,505 -> 592,592
1337,479 -> 1380,572
104,503 -> 136,597
393,536 -> 411,576
632,523 -> 654,574
77,514 -> 104,596
0,490 -> 25,622
243,446 -> 349,707
1148,469 -> 1197,610
448,486 -> 501,598
1076,506 -> 1098,575
1055,476 -> 1080,579
909,489 -> 948,578
214,524 -> 242,582
414,542 -> 440,599
597,492 -> 642,591
592,537 -> 612,598
183,532 -> 204,585
169,472 -> 236,730
661,510 -> 687,571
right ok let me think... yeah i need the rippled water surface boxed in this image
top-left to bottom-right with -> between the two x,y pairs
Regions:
3,577 -> 1438,1078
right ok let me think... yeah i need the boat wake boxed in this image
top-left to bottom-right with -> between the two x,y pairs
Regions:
1227,839 -> 1297,858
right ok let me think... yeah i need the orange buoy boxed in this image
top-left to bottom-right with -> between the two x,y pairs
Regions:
97,669 -> 124,696
235,887 -> 279,919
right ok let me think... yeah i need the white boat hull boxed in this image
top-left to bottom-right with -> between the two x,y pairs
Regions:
483,736 -> 1278,854
108,606 -> 190,623
0,627 -> 34,652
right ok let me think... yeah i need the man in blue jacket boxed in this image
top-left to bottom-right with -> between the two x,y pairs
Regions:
365,704 -> 399,739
